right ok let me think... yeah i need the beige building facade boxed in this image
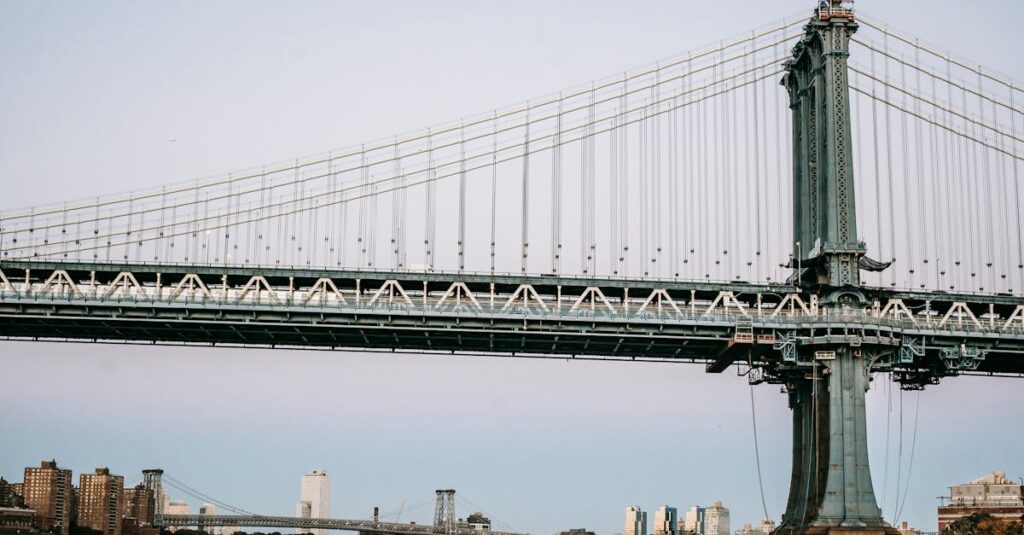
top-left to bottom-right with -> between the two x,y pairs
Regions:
653,506 -> 677,535
937,471 -> 1024,532
625,506 -> 647,535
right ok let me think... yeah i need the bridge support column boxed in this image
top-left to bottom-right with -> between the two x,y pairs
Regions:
777,347 -> 896,535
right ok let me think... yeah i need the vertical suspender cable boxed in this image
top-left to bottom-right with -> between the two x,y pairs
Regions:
700,75 -> 709,278
340,163 -> 349,268
391,141 -> 401,269
653,69 -> 662,277
59,203 -> 68,260
124,195 -> 132,261
326,152 -> 335,266
159,187 -> 167,262
899,58 -> 913,288
962,75 -> 979,288
191,180 -> 200,262
977,67 -> 995,290
521,108 -> 531,274
490,113 -> 498,274
1011,83 -> 1024,293
291,161 -> 300,266
202,192 -> 211,264
622,74 -> 630,276
223,178 -> 232,265
399,140 -> 408,269
883,30 -> 897,285
358,146 -> 368,267
937,70 -> 951,288
752,33 -> 763,281
927,75 -> 942,287
685,55 -> 694,277
994,98 -> 1009,290
585,98 -> 595,274
946,55 -> 962,287
426,130 -> 436,270
729,50 -> 739,280
300,168 -> 308,265
589,87 -> 597,275
369,150 -> 379,268
639,96 -> 648,276
135,197 -> 144,262
716,43 -> 726,280
245,200 -> 252,265
775,34 -> 785,282
458,121 -> 467,272
606,89 -> 614,272
913,43 -> 928,287
670,70 -> 680,278
553,97 -> 563,274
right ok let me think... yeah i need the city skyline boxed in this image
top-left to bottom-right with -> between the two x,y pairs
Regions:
3,456 -> 1019,534
2,1 -> 1023,534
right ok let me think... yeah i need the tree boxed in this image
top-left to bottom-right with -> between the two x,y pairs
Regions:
942,513 -> 1024,535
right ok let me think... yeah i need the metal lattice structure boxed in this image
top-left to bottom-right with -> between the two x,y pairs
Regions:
2,2 -> 1024,534
433,490 -> 457,535
159,513 -> 523,535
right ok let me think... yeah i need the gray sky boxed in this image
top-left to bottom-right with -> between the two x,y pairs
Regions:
2,1 -> 1023,533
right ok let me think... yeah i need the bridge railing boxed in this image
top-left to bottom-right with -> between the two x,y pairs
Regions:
2,266 -> 1022,337
160,513 -> 528,535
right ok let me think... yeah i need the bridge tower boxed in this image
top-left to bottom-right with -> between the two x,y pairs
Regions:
143,469 -> 166,528
777,2 -> 897,534
433,489 -> 456,534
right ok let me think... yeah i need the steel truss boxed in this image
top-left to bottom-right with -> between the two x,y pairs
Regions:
0,260 -> 1021,380
162,513 -> 525,535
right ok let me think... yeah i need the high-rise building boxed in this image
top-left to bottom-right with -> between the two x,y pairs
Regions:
123,484 -> 156,526
78,468 -> 125,535
11,483 -> 25,503
703,502 -> 729,535
734,519 -> 774,535
165,501 -> 189,515
164,500 -> 189,534
625,506 -> 647,535
198,502 -> 217,535
682,506 -> 704,535
0,477 -> 25,508
463,512 -> 491,531
295,470 -> 329,535
653,506 -> 677,535
23,460 -> 73,535
937,471 -> 1024,532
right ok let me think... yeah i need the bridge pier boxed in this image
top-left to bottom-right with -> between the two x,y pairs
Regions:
776,347 -> 896,535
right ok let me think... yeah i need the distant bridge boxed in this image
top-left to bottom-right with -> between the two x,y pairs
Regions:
161,514 -> 523,535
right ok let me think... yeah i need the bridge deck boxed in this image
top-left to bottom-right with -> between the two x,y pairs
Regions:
2,261 -> 1023,376
162,513 -> 526,535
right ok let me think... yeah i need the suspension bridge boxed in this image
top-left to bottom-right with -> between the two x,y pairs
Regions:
147,471 -> 517,535
2,2 -> 1023,534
